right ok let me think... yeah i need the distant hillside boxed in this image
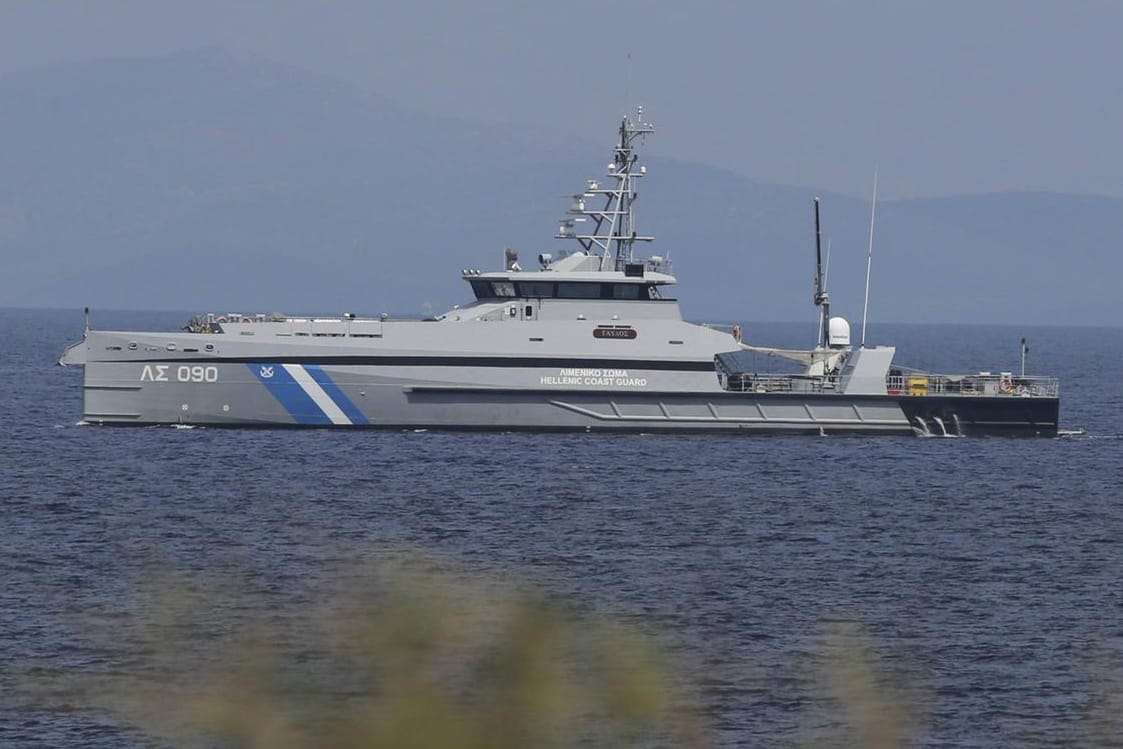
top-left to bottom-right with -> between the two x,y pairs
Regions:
1,47 -> 1118,327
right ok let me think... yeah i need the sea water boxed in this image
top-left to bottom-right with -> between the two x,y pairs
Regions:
2,308 -> 1122,747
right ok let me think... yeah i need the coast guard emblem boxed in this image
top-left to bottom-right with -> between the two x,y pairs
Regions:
259,366 -> 274,379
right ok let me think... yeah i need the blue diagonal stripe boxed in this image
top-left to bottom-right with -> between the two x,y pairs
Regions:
305,364 -> 369,425
248,363 -> 332,425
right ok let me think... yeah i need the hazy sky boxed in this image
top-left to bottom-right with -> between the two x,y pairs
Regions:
3,0 -> 1121,199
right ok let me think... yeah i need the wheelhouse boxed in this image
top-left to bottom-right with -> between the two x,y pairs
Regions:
467,278 -> 672,301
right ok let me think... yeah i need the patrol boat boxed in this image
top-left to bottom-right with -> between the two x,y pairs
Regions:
59,109 -> 1060,436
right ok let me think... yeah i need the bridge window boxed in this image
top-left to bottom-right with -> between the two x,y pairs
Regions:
520,282 -> 555,297
470,279 -> 669,301
557,282 -> 602,298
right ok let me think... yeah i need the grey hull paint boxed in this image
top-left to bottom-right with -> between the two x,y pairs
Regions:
68,325 -> 1059,436
80,359 -> 916,433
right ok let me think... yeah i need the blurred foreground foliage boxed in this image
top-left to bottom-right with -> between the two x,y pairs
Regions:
798,622 -> 924,749
74,554 -> 707,749
33,552 -> 1123,747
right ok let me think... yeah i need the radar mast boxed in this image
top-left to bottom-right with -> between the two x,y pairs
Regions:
556,107 -> 655,271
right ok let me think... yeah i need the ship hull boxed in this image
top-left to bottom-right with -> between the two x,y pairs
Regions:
78,360 -> 1058,436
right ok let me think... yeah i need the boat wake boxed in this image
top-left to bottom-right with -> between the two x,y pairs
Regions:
1056,428 -> 1121,440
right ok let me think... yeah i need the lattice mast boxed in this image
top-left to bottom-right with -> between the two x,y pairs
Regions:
556,107 -> 655,271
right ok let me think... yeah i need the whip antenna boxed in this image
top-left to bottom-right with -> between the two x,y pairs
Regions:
860,168 -> 878,348
813,198 -> 830,349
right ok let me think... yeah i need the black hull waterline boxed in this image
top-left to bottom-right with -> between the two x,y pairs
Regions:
895,394 -> 1059,437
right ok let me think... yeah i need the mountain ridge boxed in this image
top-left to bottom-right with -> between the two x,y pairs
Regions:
1,47 -> 1117,326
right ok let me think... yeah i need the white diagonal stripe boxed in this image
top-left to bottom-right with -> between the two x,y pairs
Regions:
283,364 -> 351,425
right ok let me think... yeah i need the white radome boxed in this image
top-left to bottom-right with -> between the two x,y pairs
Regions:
828,316 -> 851,348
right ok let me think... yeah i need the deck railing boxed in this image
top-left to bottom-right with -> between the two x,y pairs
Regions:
886,372 -> 1059,398
718,373 -> 838,394
717,370 -> 1059,398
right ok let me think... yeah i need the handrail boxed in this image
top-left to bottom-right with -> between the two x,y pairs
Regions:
887,372 -> 1058,398
717,370 -> 1059,398
718,372 -> 838,393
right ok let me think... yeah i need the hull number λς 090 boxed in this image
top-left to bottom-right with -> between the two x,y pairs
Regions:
141,365 -> 218,383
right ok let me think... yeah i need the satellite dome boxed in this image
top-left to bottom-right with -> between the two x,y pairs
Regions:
828,317 -> 851,348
